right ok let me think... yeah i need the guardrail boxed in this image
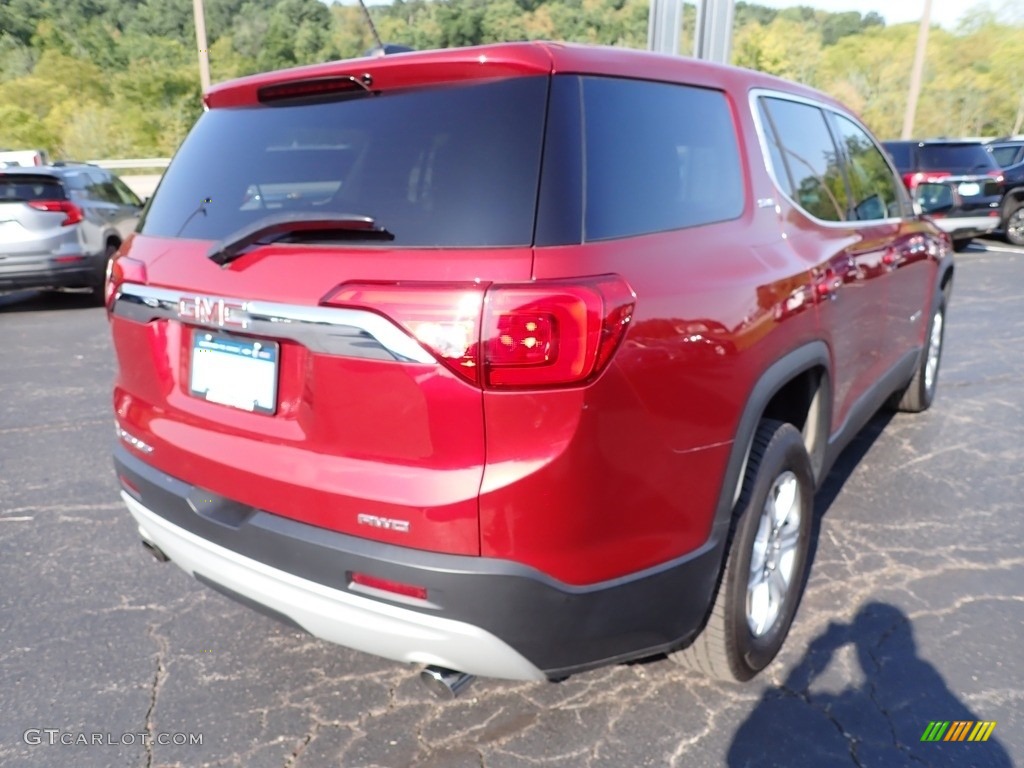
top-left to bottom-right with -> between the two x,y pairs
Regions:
88,158 -> 171,170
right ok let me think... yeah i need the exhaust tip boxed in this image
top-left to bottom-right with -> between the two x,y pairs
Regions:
141,539 -> 170,563
419,666 -> 475,700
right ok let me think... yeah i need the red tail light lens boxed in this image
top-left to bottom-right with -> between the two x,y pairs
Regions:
482,278 -> 634,387
105,254 -> 147,310
27,200 -> 83,226
904,171 -> 954,191
489,311 -> 556,367
987,170 -> 1004,183
324,282 -> 486,383
322,276 -> 635,389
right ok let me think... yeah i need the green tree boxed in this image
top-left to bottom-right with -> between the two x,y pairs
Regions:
0,104 -> 58,151
733,18 -> 822,85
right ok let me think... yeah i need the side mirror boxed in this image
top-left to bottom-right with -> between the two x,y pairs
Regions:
915,182 -> 955,216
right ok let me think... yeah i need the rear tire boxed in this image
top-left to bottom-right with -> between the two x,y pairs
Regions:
1005,202 -> 1024,247
890,294 -> 946,413
671,420 -> 813,682
90,242 -> 118,306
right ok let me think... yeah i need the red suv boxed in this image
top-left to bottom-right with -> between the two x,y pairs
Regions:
108,43 -> 952,695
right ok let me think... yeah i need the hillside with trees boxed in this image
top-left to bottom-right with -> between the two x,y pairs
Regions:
1,0 -> 1023,160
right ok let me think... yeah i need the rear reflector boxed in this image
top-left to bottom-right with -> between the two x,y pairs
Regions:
350,572 -> 428,601
118,473 -> 142,499
322,276 -> 635,389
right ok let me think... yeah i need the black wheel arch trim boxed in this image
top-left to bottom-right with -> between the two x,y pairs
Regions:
709,341 -> 833,547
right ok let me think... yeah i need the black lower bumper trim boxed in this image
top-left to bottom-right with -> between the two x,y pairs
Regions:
114,445 -> 725,677
194,573 -> 309,634
0,261 -> 101,290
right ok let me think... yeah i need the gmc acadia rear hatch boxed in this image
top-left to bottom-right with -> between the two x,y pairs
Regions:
110,54 -> 556,556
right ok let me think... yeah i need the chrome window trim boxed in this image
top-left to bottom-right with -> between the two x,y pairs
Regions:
749,87 -> 908,229
112,282 -> 435,364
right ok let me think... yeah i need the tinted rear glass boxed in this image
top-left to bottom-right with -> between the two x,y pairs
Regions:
916,144 -> 996,173
0,175 -> 65,202
141,77 -> 548,247
990,144 -> 1021,168
581,77 -> 743,240
882,142 -> 912,170
761,97 -> 847,222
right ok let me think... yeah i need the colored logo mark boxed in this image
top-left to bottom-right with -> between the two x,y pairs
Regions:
921,721 -> 997,742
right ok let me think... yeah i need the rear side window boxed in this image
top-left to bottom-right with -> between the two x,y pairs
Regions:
0,175 -> 65,202
990,144 -> 1021,168
834,115 -> 906,221
760,97 -> 847,222
141,77 -> 548,247
581,77 -> 743,241
78,171 -> 125,204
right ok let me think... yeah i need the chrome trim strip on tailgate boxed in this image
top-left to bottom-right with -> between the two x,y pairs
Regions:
112,282 -> 435,363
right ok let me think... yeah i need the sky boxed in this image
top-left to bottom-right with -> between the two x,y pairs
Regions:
751,0 -> 988,29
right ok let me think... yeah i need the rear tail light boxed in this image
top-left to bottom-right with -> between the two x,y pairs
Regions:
258,76 -> 369,104
987,170 -> 1004,183
27,200 -> 83,226
322,276 -> 635,389
105,253 -> 147,311
904,171 -> 953,191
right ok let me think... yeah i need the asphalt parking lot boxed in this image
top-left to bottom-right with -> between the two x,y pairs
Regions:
1,239 -> 1022,768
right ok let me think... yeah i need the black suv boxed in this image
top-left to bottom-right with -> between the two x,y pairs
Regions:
985,137 -> 1024,246
883,140 -> 1003,250
0,163 -> 143,300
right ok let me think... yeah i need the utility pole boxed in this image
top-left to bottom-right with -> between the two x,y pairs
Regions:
193,0 -> 212,93
901,0 -> 932,139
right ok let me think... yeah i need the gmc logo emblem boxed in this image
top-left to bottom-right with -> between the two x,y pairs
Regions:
357,513 -> 410,533
177,296 -> 248,328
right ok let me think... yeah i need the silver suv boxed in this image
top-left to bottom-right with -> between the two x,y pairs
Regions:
0,164 -> 143,301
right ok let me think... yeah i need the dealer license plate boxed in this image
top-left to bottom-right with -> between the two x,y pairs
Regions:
957,182 -> 980,196
189,331 -> 279,414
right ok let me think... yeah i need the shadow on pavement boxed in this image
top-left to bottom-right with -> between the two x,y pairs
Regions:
728,602 -> 1012,767
730,402 -> 1011,766
0,289 -> 100,312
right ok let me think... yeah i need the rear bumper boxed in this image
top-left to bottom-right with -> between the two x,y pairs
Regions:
0,254 -> 101,289
931,214 -> 1000,240
114,445 -> 725,680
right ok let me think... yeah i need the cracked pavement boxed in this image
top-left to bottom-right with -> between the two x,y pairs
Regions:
1,240 -> 1021,767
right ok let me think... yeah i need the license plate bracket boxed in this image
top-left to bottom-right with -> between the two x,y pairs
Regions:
189,331 -> 279,415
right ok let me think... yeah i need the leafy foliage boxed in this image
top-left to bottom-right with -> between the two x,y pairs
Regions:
1,0 -> 1022,158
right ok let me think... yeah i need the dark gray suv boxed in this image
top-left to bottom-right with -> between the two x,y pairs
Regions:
0,164 -> 143,301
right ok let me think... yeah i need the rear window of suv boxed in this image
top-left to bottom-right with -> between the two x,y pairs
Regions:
916,144 -> 996,174
140,77 -> 549,247
0,175 -> 66,202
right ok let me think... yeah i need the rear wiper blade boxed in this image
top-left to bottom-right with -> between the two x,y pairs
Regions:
208,212 -> 394,265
